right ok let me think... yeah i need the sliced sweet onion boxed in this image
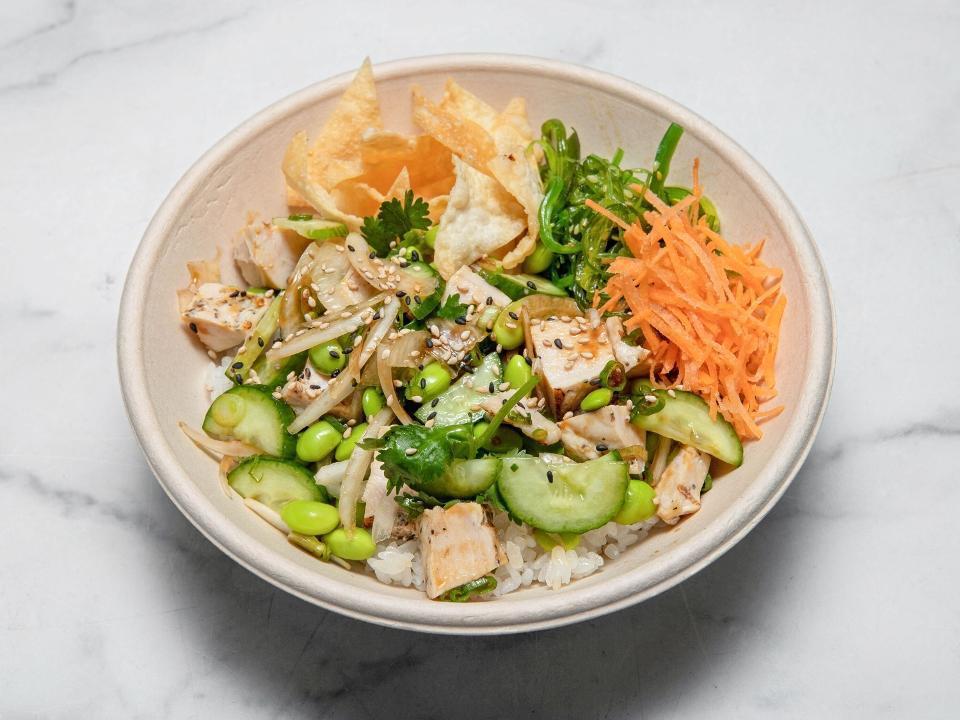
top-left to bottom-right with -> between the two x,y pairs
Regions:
314,460 -> 349,498
243,498 -> 289,533
288,350 -> 361,433
378,341 -> 415,425
338,407 -> 394,533
178,422 -> 260,458
386,329 -> 431,368
344,232 -> 403,292
357,297 -> 400,367
371,491 -> 400,544
267,293 -> 387,361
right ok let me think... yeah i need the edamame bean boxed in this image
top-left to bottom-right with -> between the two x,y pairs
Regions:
281,500 -> 340,536
424,225 -> 438,248
614,479 -> 657,524
309,340 -> 346,374
296,420 -> 342,462
580,387 -> 613,412
522,243 -> 555,274
334,422 -> 368,461
492,300 -> 525,349
410,362 -> 451,403
323,527 -> 377,561
361,387 -> 385,418
504,355 -> 533,392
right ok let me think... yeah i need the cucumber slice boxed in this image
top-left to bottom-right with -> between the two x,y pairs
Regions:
250,351 -> 307,390
396,261 -> 443,319
414,353 -> 502,426
418,458 -> 501,499
498,456 -> 630,533
478,268 -> 566,301
228,456 -> 326,511
272,216 -> 348,241
631,385 -> 743,467
202,385 -> 297,458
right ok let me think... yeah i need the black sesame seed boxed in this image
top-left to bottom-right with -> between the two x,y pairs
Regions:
590,377 -> 601,386
188,322 -> 198,333
229,290 -> 240,298
508,311 -> 519,320
658,239 -> 666,248
420,378 -> 427,389
414,296 -> 422,304
347,244 -> 356,252
369,250 -> 377,259
234,373 -> 242,383
455,316 -> 467,325
351,379 -> 358,387
411,251 -> 420,262
396,290 -> 407,298
486,296 -> 493,305
595,443 -> 608,452
257,337 -> 264,347
232,361 -> 243,369
526,280 -> 536,290
240,290 -> 247,297
427,411 -> 437,421
418,364 -> 424,371
310,384 -> 322,390
329,349 -> 341,359
553,338 -> 563,349
342,346 -> 353,354
488,381 -> 495,393
372,311 -> 381,320
431,398 -> 440,407
546,470 -> 554,483
331,369 -> 341,378
425,338 -> 434,348
404,296 -> 412,306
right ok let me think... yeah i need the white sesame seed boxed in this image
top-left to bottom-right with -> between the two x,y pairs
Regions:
342,427 -> 353,439
562,411 -> 573,420
667,389 -> 676,398
405,447 -> 418,456
410,395 -> 423,403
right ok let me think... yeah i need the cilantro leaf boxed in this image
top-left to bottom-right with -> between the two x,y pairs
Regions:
379,190 -> 431,236
364,423 -> 474,494
435,293 -> 470,321
360,216 -> 394,256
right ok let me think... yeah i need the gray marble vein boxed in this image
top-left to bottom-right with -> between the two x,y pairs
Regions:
2,0 -> 959,717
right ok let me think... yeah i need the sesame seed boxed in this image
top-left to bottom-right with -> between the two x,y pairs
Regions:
546,470 -> 554,483
486,296 -> 493,305
460,330 -> 471,340
405,447 -> 418,456
410,395 -> 423,403
342,427 -> 353,439
667,389 -> 677,398
644,394 -> 657,403
347,244 -> 355,252
596,443 -> 608,452
498,382 -> 510,391
488,381 -> 496,393
526,280 -> 536,290
257,337 -> 264,347
562,411 -> 573,420
553,338 -> 563,349
581,351 -> 594,359
431,397 -> 440,407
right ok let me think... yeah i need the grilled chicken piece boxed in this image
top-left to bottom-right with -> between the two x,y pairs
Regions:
479,393 -> 561,445
442,266 -> 511,308
419,502 -> 505,599
529,317 -> 616,415
604,316 -> 650,372
279,361 -> 327,408
558,405 -> 646,464
656,445 -> 711,525
181,283 -> 270,352
233,219 -> 310,289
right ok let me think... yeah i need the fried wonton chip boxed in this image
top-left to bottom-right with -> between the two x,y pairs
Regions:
434,157 -> 526,279
283,131 -> 364,229
412,86 -> 498,174
356,131 -> 455,198
412,81 -> 544,265
309,57 -> 383,189
177,251 -> 222,312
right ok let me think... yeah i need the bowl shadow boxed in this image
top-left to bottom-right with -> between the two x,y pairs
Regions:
146,447 -> 821,719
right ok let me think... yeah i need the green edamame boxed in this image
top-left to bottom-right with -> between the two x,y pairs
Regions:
503,355 -> 533,393
309,340 -> 346,374
296,420 -> 341,462
522,243 -> 555,274
323,527 -> 377,561
492,300 -> 525,349
580,387 -> 613,412
424,224 -> 438,248
410,362 -> 451,403
334,422 -> 368,461
614,479 -> 657,524
281,500 -> 340,536
361,387 -> 385,418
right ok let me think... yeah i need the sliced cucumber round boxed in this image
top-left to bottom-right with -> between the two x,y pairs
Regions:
418,458 -> 501,499
228,456 -> 326,511
497,456 -> 629,533
202,385 -> 297,458
414,353 -> 502,427
272,216 -> 348,241
251,351 -> 307,391
631,386 -> 743,467
478,268 -> 566,301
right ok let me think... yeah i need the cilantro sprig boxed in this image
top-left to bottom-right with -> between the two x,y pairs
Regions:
435,293 -> 470,322
361,190 -> 431,256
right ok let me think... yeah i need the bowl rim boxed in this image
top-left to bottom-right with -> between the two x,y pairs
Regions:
117,53 -> 836,634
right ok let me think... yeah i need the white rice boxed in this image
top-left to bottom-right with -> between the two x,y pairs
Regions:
365,512 -> 662,597
204,356 -> 235,400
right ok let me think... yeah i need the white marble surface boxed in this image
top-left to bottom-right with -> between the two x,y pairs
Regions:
2,0 -> 958,717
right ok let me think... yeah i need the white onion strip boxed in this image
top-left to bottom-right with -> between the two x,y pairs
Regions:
267,294 -> 388,361
358,297 -> 400,367
338,407 -> 394,533
243,498 -> 289,533
179,422 -> 260,458
287,352 -> 360,433
314,460 -> 349,498
378,343 -> 415,425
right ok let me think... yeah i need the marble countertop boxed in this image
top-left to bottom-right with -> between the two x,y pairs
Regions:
3,0 -> 958,717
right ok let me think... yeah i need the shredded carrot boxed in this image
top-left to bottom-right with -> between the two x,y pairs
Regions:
597,165 -> 787,440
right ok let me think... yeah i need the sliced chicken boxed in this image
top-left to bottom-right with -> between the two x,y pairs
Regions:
479,393 -> 561,445
442,265 -> 511,308
558,405 -> 646,466
181,283 -> 270,352
233,219 -> 310,289
279,361 -> 328,408
656,445 -> 711,525
419,502 -> 505,599
529,317 -> 616,415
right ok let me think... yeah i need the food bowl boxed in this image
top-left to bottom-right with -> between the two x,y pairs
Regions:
117,54 -> 835,634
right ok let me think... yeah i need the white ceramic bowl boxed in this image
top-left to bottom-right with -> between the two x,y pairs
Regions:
118,54 -> 835,634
